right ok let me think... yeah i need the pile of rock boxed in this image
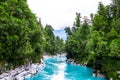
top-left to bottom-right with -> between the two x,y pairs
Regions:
0,63 -> 44,80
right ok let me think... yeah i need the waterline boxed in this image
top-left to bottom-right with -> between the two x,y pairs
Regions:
25,55 -> 106,80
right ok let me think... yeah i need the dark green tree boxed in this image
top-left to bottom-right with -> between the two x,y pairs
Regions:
0,0 -> 44,69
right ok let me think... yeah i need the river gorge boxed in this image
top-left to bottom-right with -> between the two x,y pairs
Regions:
25,54 -> 106,80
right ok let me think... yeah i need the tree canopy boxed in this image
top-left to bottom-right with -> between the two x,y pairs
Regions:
65,1 -> 120,79
0,0 -> 64,71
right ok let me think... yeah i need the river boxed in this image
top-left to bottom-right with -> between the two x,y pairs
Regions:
25,54 -> 106,80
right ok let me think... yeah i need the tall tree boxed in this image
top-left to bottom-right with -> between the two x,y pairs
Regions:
0,0 -> 44,69
74,13 -> 81,28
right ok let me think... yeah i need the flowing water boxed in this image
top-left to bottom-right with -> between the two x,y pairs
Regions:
25,55 -> 106,80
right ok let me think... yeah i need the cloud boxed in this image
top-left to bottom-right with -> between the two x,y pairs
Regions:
27,0 -> 111,30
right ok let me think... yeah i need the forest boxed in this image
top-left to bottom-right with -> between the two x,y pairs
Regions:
65,0 -> 120,80
0,0 -> 64,71
0,0 -> 120,80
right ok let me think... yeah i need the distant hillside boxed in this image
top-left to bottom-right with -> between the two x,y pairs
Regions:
53,30 -> 67,40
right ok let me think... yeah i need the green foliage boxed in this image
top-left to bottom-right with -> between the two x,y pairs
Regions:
1,0 -> 120,79
64,27 -> 72,35
65,1 -> 120,79
106,28 -> 118,40
0,0 -> 44,68
54,36 -> 64,53
44,25 -> 64,55
111,0 -> 120,20
44,25 -> 55,55
111,18 -> 120,34
74,13 -> 81,28
65,14 -> 90,62
109,39 -> 120,57
93,14 -> 107,31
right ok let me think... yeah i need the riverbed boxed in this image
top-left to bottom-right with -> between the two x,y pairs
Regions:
25,54 -> 106,80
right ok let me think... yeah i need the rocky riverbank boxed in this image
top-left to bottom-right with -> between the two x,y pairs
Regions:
0,60 -> 44,80
0,53 -> 67,80
66,59 -> 106,79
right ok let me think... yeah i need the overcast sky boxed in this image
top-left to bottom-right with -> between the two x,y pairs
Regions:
27,0 -> 111,30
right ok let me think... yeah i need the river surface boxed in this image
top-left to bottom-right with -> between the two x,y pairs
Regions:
25,55 -> 106,80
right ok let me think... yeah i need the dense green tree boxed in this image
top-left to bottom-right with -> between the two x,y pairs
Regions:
111,18 -> 120,34
109,39 -> 120,57
44,25 -> 64,55
54,36 -> 64,53
65,14 -> 90,63
0,0 -> 64,71
65,1 -> 120,79
64,27 -> 72,35
44,25 -> 55,55
74,13 -> 81,28
111,0 -> 120,20
0,0 -> 44,69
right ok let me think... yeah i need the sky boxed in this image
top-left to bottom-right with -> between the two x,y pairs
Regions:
53,30 -> 67,40
27,0 -> 111,30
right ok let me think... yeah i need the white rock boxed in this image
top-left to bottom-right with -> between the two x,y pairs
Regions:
93,73 -> 96,77
15,74 -> 24,80
118,76 -> 120,78
0,75 -> 4,79
0,62 -> 45,80
24,74 -> 31,78
3,76 -> 14,80
10,70 -> 18,76
117,71 -> 120,74
109,77 -> 113,80
0,79 -> 5,80
29,69 -> 37,75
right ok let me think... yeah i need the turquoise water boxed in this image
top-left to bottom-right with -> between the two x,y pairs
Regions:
25,55 -> 105,80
